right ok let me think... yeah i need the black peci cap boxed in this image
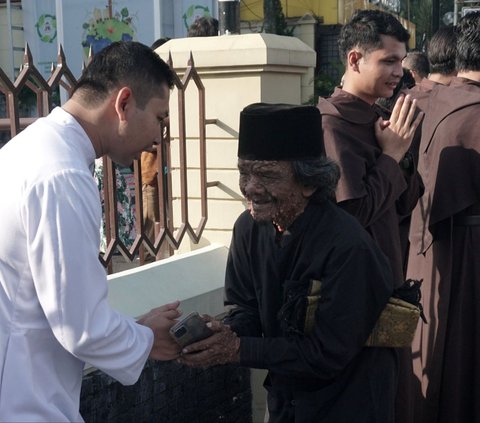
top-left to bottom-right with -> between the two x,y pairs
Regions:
238,103 -> 323,161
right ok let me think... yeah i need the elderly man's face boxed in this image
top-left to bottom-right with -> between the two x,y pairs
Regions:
238,159 -> 311,230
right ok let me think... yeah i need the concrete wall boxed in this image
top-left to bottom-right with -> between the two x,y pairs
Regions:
80,358 -> 251,423
106,244 -> 228,318
80,245 -> 254,422
0,3 -> 24,80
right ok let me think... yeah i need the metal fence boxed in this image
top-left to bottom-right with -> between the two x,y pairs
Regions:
0,45 -> 209,273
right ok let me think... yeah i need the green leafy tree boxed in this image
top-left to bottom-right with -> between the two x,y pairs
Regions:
412,0 -> 433,49
263,0 -> 292,35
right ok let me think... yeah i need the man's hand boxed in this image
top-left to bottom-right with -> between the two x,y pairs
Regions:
137,301 -> 182,361
177,318 -> 240,368
375,94 -> 424,162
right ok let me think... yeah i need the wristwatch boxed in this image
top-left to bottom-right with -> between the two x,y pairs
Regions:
399,152 -> 414,173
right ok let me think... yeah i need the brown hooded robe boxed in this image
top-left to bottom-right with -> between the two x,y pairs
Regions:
318,88 -> 424,423
407,77 -> 480,423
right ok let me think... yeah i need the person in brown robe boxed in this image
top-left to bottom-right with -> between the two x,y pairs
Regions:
317,10 -> 424,423
403,51 -> 430,84
405,26 -> 458,112
403,26 -> 458,157
406,12 -> 480,423
397,26 -> 458,275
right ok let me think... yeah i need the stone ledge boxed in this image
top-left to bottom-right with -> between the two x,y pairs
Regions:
156,33 -> 316,71
107,244 -> 229,318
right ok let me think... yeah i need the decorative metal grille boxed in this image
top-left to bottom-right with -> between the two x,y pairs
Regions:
0,45 -> 209,273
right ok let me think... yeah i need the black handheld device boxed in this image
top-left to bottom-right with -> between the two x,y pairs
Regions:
169,311 -> 213,348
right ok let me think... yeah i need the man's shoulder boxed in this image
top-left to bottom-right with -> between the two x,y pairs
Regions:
318,90 -> 376,126
2,118 -> 87,174
321,201 -> 364,230
317,97 -> 341,117
431,77 -> 480,108
422,79 -> 480,141
317,99 -> 349,132
309,201 -> 377,247
233,210 -> 254,231
409,78 -> 437,95
435,95 -> 480,137
403,84 -> 432,109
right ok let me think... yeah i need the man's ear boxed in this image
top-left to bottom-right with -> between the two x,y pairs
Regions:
301,186 -> 316,199
347,50 -> 363,72
114,87 -> 133,122
409,69 -> 419,82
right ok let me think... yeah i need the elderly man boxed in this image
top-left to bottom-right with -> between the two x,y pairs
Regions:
180,103 -> 397,423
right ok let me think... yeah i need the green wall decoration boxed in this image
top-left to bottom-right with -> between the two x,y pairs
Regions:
35,14 -> 57,43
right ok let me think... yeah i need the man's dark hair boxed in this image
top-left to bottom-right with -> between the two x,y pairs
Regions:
456,11 -> 480,72
73,41 -> 174,108
151,37 -> 170,50
187,16 -> 219,37
427,27 -> 457,75
292,157 -> 340,202
403,51 -> 430,79
338,9 -> 410,64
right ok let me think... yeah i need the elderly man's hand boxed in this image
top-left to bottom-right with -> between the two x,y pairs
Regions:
177,318 -> 240,368
137,301 -> 182,361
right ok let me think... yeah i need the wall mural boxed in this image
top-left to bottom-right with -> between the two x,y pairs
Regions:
20,0 -> 216,79
35,13 -> 57,44
182,4 -> 212,30
81,7 -> 137,56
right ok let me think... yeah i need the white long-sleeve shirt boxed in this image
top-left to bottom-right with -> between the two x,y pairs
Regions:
0,108 -> 153,422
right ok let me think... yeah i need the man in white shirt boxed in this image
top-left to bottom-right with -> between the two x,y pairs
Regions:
0,41 -> 181,422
